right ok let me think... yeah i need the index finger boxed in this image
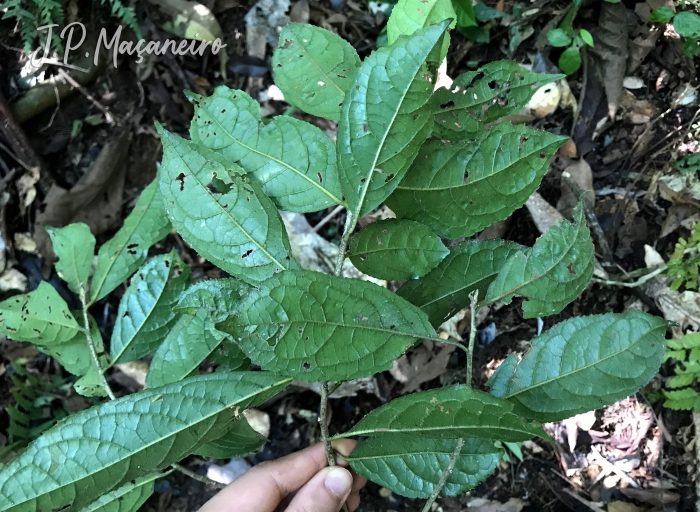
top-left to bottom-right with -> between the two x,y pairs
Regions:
198,440 -> 357,512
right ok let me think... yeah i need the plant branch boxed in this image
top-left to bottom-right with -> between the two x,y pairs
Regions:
172,463 -> 226,489
79,290 -> 116,400
334,211 -> 356,276
592,265 -> 666,288
421,438 -> 465,512
319,382 -> 336,467
466,290 -> 479,386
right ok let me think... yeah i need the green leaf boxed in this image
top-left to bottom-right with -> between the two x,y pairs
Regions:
175,278 -> 253,321
195,417 -> 266,458
218,269 -> 437,382
431,61 -> 563,136
272,23 -> 361,121
452,0 -> 477,27
664,387 -> 700,410
46,223 -> 95,295
386,0 -> 456,61
558,46 -> 582,75
90,180 -> 172,304
0,281 -> 80,345
156,125 -> 296,283
346,436 -> 501,499
386,123 -> 567,239
488,312 -> 668,422
668,333 -> 700,349
397,239 -> 524,327
485,201 -> 594,318
188,87 -> 342,212
79,473 -> 161,512
146,310 -> 224,387
340,385 -> 546,441
209,338 -> 250,371
579,28 -> 594,46
474,2 -> 506,22
0,372 -> 290,511
547,28 -> 572,47
674,11 -> 700,37
348,219 -> 448,281
110,251 -> 191,364
337,21 -> 450,219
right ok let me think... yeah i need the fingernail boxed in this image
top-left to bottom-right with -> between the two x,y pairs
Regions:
325,467 -> 353,498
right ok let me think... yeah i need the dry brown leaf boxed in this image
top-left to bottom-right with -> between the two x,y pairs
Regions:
465,498 -> 524,512
34,131 -> 129,260
390,341 -> 456,393
525,192 -> 565,234
16,166 -> 40,212
289,0 -> 309,23
619,488 -> 680,506
557,159 -> 594,218
607,501 -> 645,512
558,139 -> 578,158
591,2 -> 632,119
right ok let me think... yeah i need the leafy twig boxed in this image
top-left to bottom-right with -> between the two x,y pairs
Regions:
79,290 -> 115,401
420,437 -> 465,512
172,463 -> 226,489
466,290 -> 479,386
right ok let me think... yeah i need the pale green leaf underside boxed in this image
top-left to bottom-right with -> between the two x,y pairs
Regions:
347,436 -> 501,499
341,385 -> 546,442
188,87 -> 342,212
111,251 -> 191,364
195,417 -> 266,459
272,23 -> 361,121
79,473 -> 160,512
348,219 -> 448,281
398,239 -> 524,327
386,0 -> 456,62
432,61 -> 564,136
175,278 -> 253,322
486,201 -> 594,318
157,126 -> 296,283
0,372 -> 290,512
46,223 -> 96,296
337,21 -> 449,219
146,310 -> 224,387
0,281 -> 79,345
90,180 -> 172,304
387,122 -> 567,239
488,311 -> 668,422
218,269 -> 437,382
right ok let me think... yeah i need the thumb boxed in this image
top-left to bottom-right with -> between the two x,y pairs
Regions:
285,466 -> 353,512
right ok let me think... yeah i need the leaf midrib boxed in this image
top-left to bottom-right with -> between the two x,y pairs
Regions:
503,322 -> 661,401
343,423 -> 538,439
2,379 -> 290,509
203,107 -> 343,206
396,137 -> 560,192
169,142 -> 287,272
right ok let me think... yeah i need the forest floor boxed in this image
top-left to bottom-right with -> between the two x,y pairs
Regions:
0,0 -> 698,510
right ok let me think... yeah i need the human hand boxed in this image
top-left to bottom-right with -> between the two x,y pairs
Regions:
198,439 -> 366,512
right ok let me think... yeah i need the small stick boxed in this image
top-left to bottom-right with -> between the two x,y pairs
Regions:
56,68 -> 116,124
313,205 -> 345,233
466,290 -> 479,386
592,265 -> 666,288
421,438 -> 465,512
172,463 -> 226,489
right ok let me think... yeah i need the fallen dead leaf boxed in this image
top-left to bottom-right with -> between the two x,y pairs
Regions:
557,159 -> 594,218
390,341 -> 456,393
525,192 -> 565,234
16,166 -> 40,212
35,131 -> 129,260
558,139 -> 577,158
465,498 -> 524,512
0,269 -> 28,293
619,487 -> 680,506
607,501 -> 644,512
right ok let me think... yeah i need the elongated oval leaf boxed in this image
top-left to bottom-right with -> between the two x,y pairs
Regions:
175,278 -> 253,321
386,123 -> 567,239
218,269 -> 437,381
157,125 -> 296,283
195,417 -> 266,459
46,223 -> 96,295
340,385 -> 546,441
90,180 -> 172,304
346,436 -> 501,499
485,201 -> 594,318
188,87 -> 342,212
487,311 -> 668,422
398,239 -> 524,326
79,473 -> 161,512
338,21 -> 449,218
386,0 -> 456,62
348,219 -> 448,280
146,310 -> 223,387
0,372 -> 290,511
432,61 -> 563,137
110,251 -> 191,364
0,281 -> 79,345
272,23 -> 361,121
